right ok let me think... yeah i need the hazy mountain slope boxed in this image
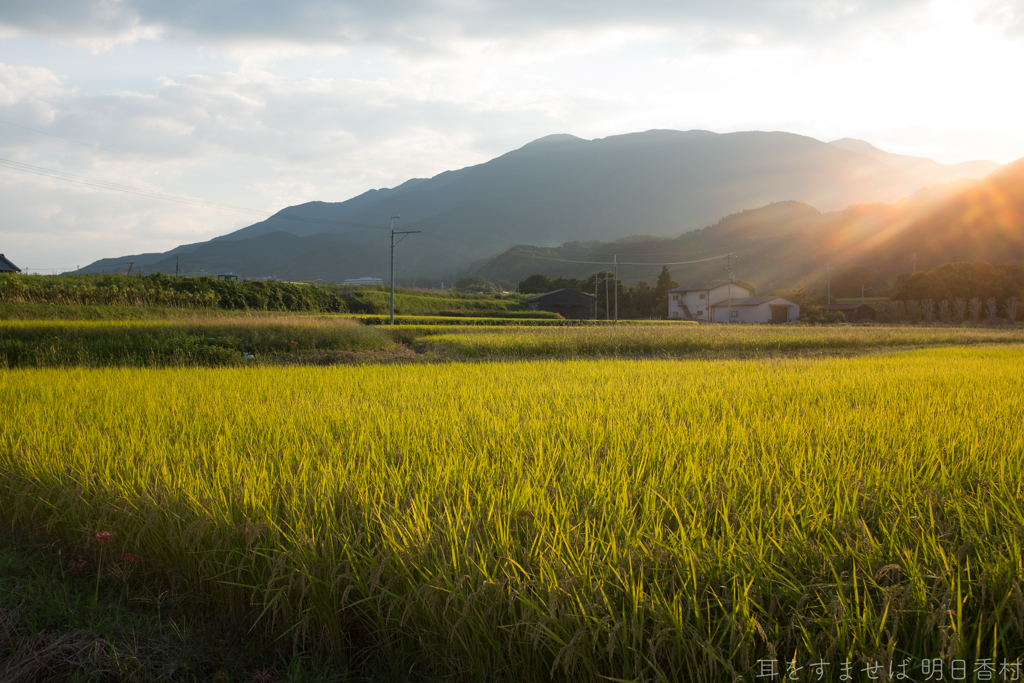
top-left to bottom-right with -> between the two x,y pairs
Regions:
828,138 -> 999,186
855,155 -> 1024,273
79,130 -> 1002,281
475,159 -> 1024,296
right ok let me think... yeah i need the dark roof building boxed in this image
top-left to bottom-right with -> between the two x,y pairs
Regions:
821,304 -> 875,322
0,254 -> 21,273
525,289 -> 597,320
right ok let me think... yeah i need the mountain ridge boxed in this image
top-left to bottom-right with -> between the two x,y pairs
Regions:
78,129 -> 1002,282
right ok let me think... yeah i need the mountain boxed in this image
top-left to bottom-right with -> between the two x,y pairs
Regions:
473,157 -> 1024,296
79,130 -> 1001,281
828,139 -> 1000,186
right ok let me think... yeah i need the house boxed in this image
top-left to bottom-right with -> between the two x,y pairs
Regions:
525,289 -> 597,320
667,280 -> 752,321
821,304 -> 875,322
709,296 -> 800,323
342,277 -> 384,286
0,254 -> 21,273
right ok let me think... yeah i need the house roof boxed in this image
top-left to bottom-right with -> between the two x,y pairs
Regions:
526,288 -> 596,302
710,296 -> 795,308
668,280 -> 748,293
0,254 -> 21,273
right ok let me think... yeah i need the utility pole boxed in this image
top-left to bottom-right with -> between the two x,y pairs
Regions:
594,272 -> 599,319
826,263 -> 835,306
175,256 -> 180,278
389,216 -> 421,326
613,255 -> 618,323
911,253 -> 917,273
861,284 -> 865,304
605,269 -> 609,321
516,280 -> 519,305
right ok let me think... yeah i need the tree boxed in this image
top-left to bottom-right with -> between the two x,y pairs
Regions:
454,274 -> 495,293
518,274 -> 554,294
631,280 -> 655,318
653,267 -> 679,319
1005,297 -> 1018,323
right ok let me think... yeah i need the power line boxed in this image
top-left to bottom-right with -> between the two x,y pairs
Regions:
0,117 -> 255,187
498,251 -> 735,267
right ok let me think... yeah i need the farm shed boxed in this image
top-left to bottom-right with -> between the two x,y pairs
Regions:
525,289 -> 596,320
667,280 -> 752,321
0,254 -> 21,273
821,304 -> 875,322
709,296 -> 800,323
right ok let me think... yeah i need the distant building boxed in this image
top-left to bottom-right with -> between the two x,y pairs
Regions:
710,296 -> 800,323
0,254 -> 22,273
668,280 -> 751,321
342,277 -> 384,287
668,280 -> 799,323
821,304 -> 875,322
525,289 -> 597,320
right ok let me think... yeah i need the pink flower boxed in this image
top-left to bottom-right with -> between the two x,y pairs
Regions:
251,669 -> 275,683
119,553 -> 139,563
66,558 -> 89,574
93,531 -> 117,544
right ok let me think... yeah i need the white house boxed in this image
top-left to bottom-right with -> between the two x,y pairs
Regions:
667,280 -> 751,321
667,280 -> 799,323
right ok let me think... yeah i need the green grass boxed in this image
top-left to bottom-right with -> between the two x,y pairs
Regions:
2,347 -> 1023,680
0,537 -> 386,682
0,317 -> 394,368
0,301 -> 288,321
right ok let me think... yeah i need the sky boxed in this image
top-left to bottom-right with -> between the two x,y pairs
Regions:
1,0 -> 1023,271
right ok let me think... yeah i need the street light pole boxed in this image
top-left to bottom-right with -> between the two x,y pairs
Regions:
389,216 -> 421,326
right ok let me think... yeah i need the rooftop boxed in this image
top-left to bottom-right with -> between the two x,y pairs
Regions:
710,296 -> 794,307
0,254 -> 21,273
668,280 -> 748,293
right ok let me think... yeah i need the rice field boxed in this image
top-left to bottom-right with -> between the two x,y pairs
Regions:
2,347 -> 1023,680
414,323 -> 1024,357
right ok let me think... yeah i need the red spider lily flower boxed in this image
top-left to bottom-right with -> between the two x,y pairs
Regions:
251,669 -> 275,683
93,531 -> 117,544
66,558 -> 89,575
119,553 -> 139,563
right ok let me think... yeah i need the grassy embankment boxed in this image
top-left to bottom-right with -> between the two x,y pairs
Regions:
1,347 -> 1023,680
0,273 -> 529,317
0,318 -> 394,368
3,319 -> 1023,367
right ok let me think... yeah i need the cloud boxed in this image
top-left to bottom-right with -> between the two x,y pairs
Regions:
0,0 -> 935,55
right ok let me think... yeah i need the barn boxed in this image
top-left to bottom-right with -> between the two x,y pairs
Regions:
0,254 -> 21,273
709,296 -> 800,323
525,289 -> 597,320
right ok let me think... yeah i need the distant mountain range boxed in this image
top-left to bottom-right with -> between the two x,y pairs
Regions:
79,130 -> 1003,282
476,156 -> 1024,296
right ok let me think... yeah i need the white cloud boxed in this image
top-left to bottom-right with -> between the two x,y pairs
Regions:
0,0 -> 1023,269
